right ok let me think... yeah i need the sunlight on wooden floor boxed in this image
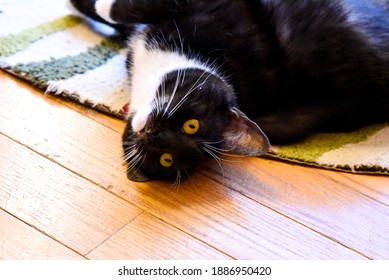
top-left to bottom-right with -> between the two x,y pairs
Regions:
1,71 -> 388,260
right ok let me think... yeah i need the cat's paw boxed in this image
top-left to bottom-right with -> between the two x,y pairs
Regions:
94,0 -> 117,24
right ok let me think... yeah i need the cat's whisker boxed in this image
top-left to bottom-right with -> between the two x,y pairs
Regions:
173,20 -> 184,54
125,153 -> 138,167
184,168 -> 198,189
203,143 -> 234,155
122,140 -> 149,175
203,143 -> 244,163
167,70 -> 212,118
123,146 -> 136,153
122,143 -> 136,149
124,152 -> 141,169
125,154 -> 145,176
123,146 -> 140,162
155,81 -> 169,116
202,139 -> 225,145
154,78 -> 168,116
201,146 -> 225,177
163,69 -> 183,117
122,141 -> 137,146
110,149 -> 133,168
203,141 -> 247,157
122,144 -> 137,154
169,170 -> 182,193
154,99 -> 161,116
161,77 -> 167,103
206,58 -> 228,80
137,151 -> 148,172
180,68 -> 187,86
123,145 -> 144,170
121,144 -> 138,164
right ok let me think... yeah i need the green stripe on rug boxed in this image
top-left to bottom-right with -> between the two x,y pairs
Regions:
10,39 -> 125,86
0,15 -> 82,57
270,123 -> 386,163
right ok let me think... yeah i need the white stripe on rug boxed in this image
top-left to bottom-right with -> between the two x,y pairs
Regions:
46,51 -> 130,113
2,23 -> 105,66
0,0 -> 70,36
316,126 -> 389,171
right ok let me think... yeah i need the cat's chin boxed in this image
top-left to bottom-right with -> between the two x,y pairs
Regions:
126,167 -> 155,182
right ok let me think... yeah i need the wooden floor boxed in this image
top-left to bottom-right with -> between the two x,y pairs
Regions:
1,70 -> 389,260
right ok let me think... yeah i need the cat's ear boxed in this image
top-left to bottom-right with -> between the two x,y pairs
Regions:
221,107 -> 270,156
127,167 -> 154,182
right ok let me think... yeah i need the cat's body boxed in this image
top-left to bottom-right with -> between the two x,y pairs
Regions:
70,0 -> 389,181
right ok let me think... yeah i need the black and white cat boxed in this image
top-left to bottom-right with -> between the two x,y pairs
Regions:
69,0 -> 389,181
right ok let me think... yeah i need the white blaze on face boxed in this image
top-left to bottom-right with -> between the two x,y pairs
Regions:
127,34 -> 216,132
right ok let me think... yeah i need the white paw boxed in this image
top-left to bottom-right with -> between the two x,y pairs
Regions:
95,0 -> 117,24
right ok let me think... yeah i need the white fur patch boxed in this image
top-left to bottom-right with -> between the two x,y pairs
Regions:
128,34 -> 216,132
95,0 -> 117,24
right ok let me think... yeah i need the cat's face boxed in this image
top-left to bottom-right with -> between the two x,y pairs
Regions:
122,69 -> 270,181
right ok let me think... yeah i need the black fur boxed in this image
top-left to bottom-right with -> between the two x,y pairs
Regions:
122,69 -> 239,180
71,0 -> 389,181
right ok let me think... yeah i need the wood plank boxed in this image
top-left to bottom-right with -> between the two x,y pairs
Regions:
0,210 -> 85,260
110,174 -> 366,259
0,134 -> 142,256
332,172 -> 389,206
1,71 -> 125,133
0,74 -> 230,260
0,72 -> 365,259
0,71 -> 129,191
202,157 -> 389,259
88,212 -> 231,260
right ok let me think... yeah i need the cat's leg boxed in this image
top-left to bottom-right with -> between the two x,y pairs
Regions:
69,0 -> 111,25
69,0 -> 190,25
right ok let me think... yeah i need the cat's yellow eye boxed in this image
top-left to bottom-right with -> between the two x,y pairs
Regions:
160,153 -> 173,168
182,119 -> 200,135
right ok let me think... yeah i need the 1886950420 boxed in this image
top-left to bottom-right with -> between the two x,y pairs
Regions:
211,266 -> 272,276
